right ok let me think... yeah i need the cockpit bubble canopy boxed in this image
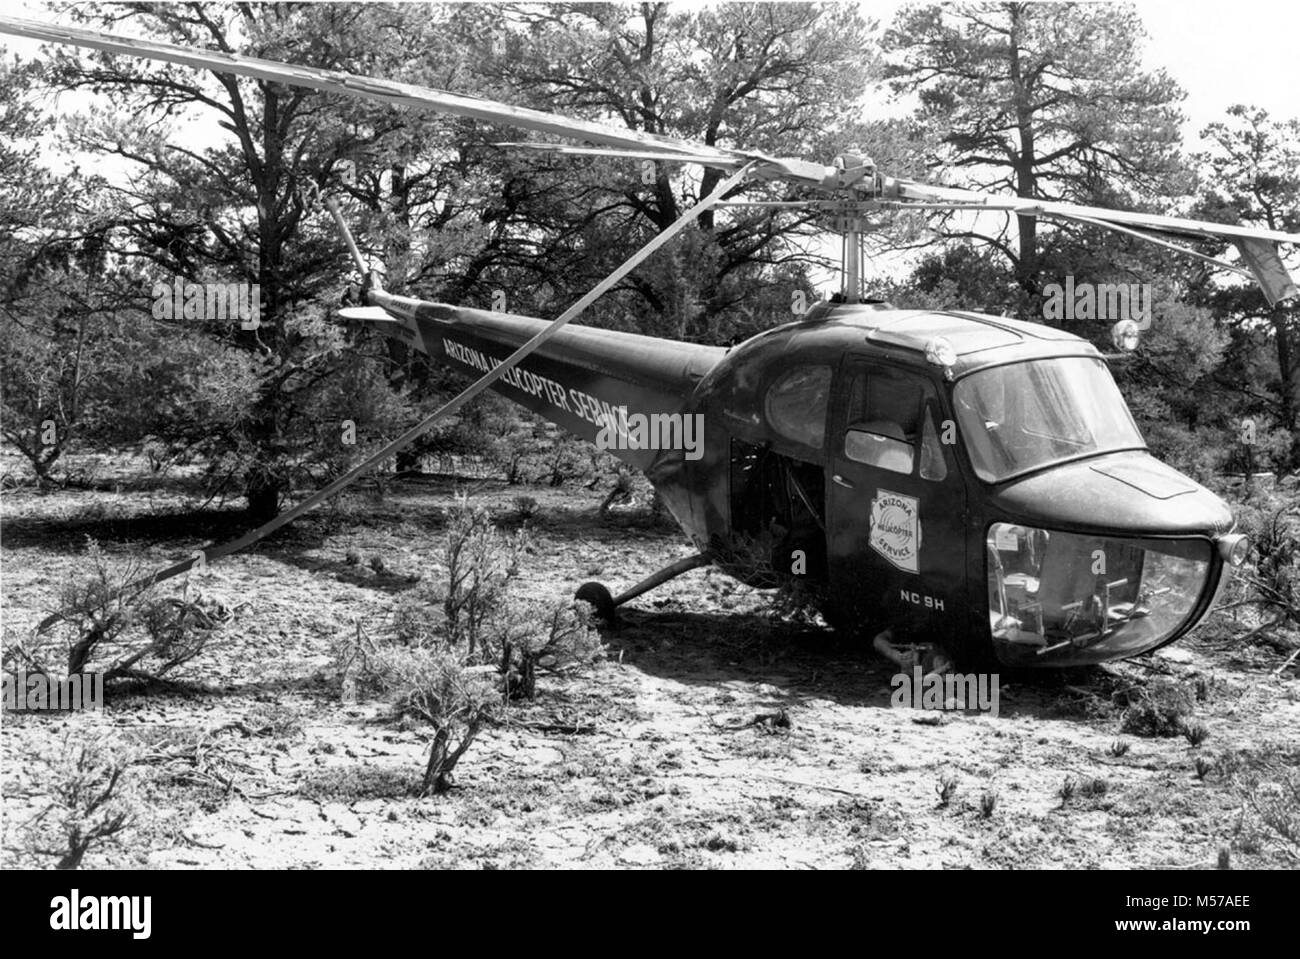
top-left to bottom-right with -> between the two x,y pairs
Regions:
954,357 -> 1145,483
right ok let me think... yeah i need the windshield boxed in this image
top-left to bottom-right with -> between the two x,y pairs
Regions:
954,357 -> 1144,482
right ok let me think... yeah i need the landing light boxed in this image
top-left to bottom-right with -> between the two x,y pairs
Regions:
1219,534 -> 1250,567
924,336 -> 957,369
1111,319 -> 1141,352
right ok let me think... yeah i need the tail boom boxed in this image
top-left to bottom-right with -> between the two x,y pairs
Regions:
352,291 -> 723,469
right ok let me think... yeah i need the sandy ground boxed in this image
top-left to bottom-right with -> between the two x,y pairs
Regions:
2,456 -> 1298,869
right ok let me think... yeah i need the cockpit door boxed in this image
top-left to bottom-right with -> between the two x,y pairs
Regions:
826,358 -> 968,635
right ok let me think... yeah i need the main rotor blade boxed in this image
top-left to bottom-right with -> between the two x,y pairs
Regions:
0,15 -> 835,186
888,180 -> 1300,303
493,142 -> 737,169
714,201 -> 813,208
11,15 -> 1290,296
891,180 -> 1300,246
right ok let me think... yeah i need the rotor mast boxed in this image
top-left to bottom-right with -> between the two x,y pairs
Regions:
828,152 -> 878,305
840,223 -> 866,304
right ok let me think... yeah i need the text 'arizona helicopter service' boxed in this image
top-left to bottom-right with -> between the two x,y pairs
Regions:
4,14 -> 1297,669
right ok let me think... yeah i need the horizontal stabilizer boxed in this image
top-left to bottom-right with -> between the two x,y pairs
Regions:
337,306 -> 399,323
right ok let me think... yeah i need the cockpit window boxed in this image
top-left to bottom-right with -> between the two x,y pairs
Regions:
845,427 -> 913,473
842,368 -> 950,480
847,368 -> 923,438
765,365 -> 831,449
954,357 -> 1144,482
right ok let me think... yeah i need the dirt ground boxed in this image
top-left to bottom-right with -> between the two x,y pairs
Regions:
2,454 -> 1298,869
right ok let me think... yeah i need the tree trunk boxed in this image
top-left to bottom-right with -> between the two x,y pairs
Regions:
1008,5 -> 1042,315
422,728 -> 452,794
245,467 -> 283,523
1272,306 -> 1298,433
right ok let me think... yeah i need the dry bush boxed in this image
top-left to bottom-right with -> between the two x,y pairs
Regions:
598,467 -> 637,517
1217,494 -> 1300,660
357,588 -> 603,706
128,724 -> 271,802
441,495 -> 605,687
1119,678 -> 1196,737
487,600 -> 604,700
1224,747 -> 1300,863
335,626 -> 497,795
1242,505 -> 1299,631
11,540 -> 230,681
717,531 -> 827,625
443,496 -> 525,657
1240,776 -> 1300,862
714,530 -> 784,590
935,772 -> 958,807
331,499 -> 604,792
512,494 -> 541,521
980,790 -> 998,818
391,587 -> 443,646
400,650 -> 499,795
541,436 -> 589,488
3,733 -> 142,869
768,575 -> 829,627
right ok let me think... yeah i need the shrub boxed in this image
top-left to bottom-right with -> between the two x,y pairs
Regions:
1242,504 -> 1299,633
487,600 -> 604,700
1119,679 -> 1195,738
391,588 -> 443,646
128,724 -> 271,801
1079,777 -> 1109,798
396,647 -> 498,795
443,496 -> 525,657
936,772 -> 958,807
1059,777 -> 1077,804
1232,761 -> 1300,863
768,575 -> 829,627
980,790 -> 997,818
542,436 -> 589,487
5,733 -> 141,869
332,500 -> 604,792
1183,721 -> 1211,748
332,625 -> 497,795
14,541 -> 229,680
598,468 -> 637,517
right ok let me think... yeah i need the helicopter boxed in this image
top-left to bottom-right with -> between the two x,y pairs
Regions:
3,14 -> 1297,669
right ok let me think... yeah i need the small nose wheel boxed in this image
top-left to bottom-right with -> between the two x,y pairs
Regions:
575,582 -> 616,622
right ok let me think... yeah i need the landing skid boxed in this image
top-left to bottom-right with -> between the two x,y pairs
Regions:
575,551 -> 714,622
